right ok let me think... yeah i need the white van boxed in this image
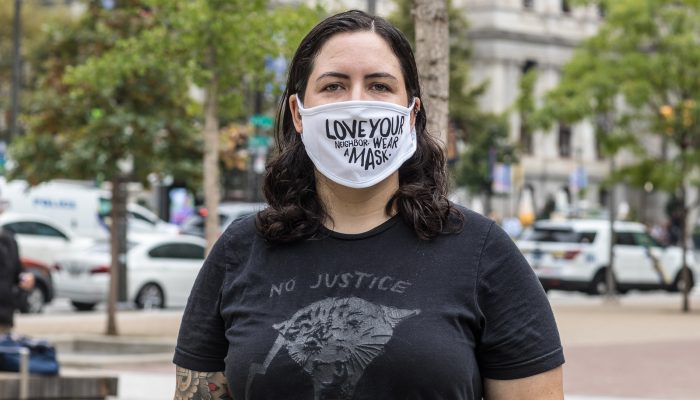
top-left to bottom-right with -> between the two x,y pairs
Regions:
0,178 -> 176,239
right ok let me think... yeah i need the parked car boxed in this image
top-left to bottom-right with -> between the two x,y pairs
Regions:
53,234 -> 206,311
516,219 -> 697,295
0,212 -> 95,313
125,203 -> 179,235
178,202 -> 266,237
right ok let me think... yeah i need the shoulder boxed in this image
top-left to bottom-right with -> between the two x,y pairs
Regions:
447,203 -> 522,263
449,202 -> 497,237
214,213 -> 265,265
222,212 -> 259,241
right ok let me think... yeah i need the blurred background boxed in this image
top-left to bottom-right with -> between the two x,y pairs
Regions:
2,0 -> 700,399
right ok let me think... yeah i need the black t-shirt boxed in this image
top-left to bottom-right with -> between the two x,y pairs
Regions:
174,207 -> 564,399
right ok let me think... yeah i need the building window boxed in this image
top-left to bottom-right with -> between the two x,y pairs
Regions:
522,59 -> 538,75
558,123 -> 572,158
562,0 -> 571,14
598,4 -> 607,18
599,188 -> 609,208
523,0 -> 534,10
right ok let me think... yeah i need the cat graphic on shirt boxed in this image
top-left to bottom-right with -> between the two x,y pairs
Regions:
269,297 -> 419,400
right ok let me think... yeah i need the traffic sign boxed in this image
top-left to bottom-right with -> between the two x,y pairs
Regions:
250,114 -> 274,128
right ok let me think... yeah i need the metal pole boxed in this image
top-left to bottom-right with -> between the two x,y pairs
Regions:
606,149 -> 617,300
604,113 -> 617,300
19,347 -> 29,399
9,0 -> 23,140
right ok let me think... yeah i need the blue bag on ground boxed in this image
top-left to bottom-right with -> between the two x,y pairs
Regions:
0,334 -> 59,375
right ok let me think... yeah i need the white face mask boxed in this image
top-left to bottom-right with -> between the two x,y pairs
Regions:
296,96 -> 417,189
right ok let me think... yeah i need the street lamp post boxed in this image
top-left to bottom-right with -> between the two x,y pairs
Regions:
603,113 -> 617,300
9,0 -> 22,140
606,155 -> 617,300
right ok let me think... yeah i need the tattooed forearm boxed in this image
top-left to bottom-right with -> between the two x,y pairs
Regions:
175,366 -> 232,400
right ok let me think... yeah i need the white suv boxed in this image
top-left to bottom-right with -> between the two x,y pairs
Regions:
0,212 -> 94,312
516,219 -> 696,295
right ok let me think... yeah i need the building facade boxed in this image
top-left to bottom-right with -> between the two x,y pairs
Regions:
456,0 -> 666,223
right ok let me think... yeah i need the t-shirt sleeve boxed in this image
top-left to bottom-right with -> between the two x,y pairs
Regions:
173,228 -> 233,372
475,222 -> 564,380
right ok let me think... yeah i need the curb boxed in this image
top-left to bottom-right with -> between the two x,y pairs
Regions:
47,334 -> 175,368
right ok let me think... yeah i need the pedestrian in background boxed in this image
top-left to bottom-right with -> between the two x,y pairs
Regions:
173,10 -> 564,400
0,226 -> 34,334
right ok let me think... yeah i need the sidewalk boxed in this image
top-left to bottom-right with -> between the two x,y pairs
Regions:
552,293 -> 700,400
14,293 -> 700,400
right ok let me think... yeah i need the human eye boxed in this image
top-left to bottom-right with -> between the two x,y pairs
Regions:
323,83 -> 343,92
370,82 -> 391,92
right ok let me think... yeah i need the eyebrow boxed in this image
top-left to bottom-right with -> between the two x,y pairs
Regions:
315,72 -> 399,82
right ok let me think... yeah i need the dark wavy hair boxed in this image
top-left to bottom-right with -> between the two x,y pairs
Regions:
257,9 -> 463,243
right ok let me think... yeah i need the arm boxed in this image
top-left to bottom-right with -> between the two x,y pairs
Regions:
484,366 -> 563,400
174,366 -> 232,400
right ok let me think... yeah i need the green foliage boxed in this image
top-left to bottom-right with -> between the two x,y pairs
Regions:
67,0 -> 322,122
452,114 -> 517,194
10,0 -> 200,187
11,0 -> 321,190
537,0 -> 700,199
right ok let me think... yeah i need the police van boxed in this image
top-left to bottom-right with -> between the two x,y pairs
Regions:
517,219 -> 697,295
0,178 -> 176,239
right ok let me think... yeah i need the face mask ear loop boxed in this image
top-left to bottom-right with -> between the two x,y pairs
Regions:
295,94 -> 306,112
408,98 -> 419,130
293,94 -> 305,135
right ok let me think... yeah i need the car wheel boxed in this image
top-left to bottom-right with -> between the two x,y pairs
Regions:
669,270 -> 695,293
135,283 -> 165,310
71,301 -> 97,312
21,284 -> 46,314
588,270 -> 610,295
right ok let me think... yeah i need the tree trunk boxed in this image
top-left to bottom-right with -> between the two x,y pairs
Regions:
203,46 -> 221,252
412,0 -> 449,149
106,176 -> 127,336
680,169 -> 690,313
606,157 -> 618,300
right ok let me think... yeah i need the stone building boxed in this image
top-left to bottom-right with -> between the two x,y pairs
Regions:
456,0 -> 666,223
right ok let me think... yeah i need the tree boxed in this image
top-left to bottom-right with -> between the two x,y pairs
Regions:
70,0 -> 322,250
390,0 -> 499,203
10,0 -> 200,335
412,0 -> 449,148
453,113 -> 517,215
537,0 -> 700,311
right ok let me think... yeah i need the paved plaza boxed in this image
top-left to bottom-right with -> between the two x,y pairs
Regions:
13,291 -> 700,400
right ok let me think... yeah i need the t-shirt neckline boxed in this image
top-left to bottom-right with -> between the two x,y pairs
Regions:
322,213 -> 401,240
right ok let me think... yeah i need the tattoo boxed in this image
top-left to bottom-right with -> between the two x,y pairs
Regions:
175,366 -> 232,400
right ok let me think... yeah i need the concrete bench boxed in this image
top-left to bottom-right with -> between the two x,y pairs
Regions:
0,372 -> 117,399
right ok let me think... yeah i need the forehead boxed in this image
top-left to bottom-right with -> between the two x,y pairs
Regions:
310,31 -> 403,78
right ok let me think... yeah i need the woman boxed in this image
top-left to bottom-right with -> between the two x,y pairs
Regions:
174,10 -> 564,400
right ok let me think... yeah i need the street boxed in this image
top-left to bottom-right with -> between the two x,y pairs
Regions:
11,289 -> 700,400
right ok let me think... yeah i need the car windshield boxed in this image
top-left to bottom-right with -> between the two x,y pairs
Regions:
521,228 -> 596,243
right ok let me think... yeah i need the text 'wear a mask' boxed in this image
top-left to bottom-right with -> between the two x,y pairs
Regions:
296,95 -> 417,189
